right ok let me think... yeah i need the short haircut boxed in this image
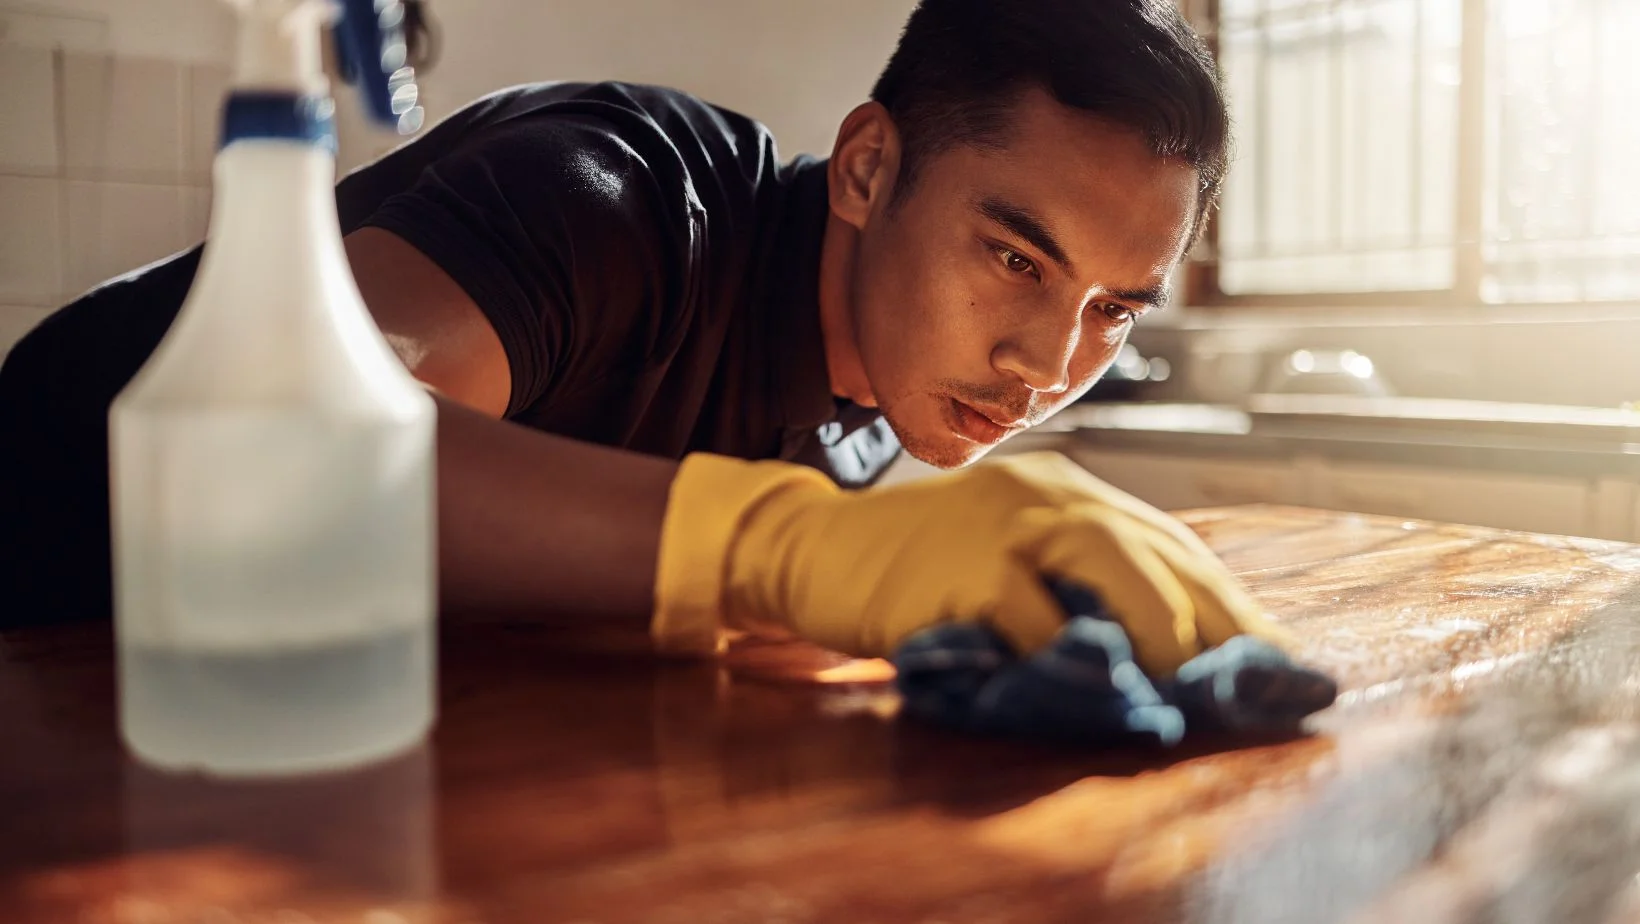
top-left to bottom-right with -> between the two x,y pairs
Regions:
871,0 -> 1231,241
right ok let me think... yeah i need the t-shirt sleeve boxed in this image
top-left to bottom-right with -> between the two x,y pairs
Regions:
361,115 -> 697,417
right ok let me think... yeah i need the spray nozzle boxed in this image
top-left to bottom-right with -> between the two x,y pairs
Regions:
332,0 -> 424,134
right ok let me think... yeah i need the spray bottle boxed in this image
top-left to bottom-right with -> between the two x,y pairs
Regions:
110,0 -> 435,776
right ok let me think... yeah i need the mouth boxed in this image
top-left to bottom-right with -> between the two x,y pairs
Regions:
941,396 -> 1026,445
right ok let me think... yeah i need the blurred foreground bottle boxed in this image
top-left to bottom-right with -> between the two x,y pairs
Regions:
110,0 -> 435,776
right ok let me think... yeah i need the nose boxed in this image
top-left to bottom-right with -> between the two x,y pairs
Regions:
991,311 -> 1079,395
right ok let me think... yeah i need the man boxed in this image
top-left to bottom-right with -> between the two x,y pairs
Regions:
0,0 -> 1283,673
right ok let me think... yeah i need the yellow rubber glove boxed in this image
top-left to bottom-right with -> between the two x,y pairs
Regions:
651,450 -> 1291,677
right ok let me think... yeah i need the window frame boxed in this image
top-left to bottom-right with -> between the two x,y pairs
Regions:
1182,0 -> 1491,309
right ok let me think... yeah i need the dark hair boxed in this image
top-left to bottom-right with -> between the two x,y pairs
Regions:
870,0 -> 1230,241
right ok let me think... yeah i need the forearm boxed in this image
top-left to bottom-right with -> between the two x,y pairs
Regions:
431,394 -> 677,623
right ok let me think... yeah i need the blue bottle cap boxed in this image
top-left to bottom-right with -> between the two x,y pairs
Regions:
220,91 -> 338,150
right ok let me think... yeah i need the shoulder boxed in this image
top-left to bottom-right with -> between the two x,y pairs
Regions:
468,81 -> 778,155
445,81 -> 785,214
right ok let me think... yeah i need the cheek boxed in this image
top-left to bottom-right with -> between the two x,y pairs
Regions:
861,244 -> 986,358
852,251 -> 940,395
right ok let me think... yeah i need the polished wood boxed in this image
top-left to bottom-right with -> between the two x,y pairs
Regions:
8,505 -> 1640,923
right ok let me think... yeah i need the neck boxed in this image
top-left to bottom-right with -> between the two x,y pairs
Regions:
816,213 -> 877,408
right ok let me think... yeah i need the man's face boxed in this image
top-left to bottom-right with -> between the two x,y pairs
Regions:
846,88 -> 1199,469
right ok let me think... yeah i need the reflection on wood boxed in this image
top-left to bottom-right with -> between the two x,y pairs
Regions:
6,505 -> 1640,922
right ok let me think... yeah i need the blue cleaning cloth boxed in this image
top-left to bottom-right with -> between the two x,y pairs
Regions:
892,579 -> 1338,747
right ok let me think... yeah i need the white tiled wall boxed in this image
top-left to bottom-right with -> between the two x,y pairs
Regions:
0,46 -> 60,173
61,52 -> 189,182
0,176 -> 65,305
0,306 -> 53,356
0,38 -> 222,360
63,180 -> 189,293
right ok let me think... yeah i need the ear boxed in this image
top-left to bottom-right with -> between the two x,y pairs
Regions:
828,101 -> 901,231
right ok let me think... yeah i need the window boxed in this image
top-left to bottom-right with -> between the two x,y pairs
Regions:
1188,0 -> 1640,305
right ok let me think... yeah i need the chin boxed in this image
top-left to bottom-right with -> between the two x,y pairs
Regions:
880,397 -> 1008,469
892,426 -> 998,470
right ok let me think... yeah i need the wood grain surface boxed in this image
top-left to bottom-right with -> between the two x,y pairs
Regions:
7,505 -> 1640,924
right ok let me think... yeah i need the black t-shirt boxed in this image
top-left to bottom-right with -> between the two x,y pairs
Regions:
0,81 -> 900,625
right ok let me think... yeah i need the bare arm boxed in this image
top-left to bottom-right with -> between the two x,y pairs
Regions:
344,227 -> 675,622
344,227 -> 512,418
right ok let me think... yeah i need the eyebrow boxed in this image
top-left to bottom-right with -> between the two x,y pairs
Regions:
977,198 -> 1074,274
976,196 -> 1171,311
1106,282 -> 1172,311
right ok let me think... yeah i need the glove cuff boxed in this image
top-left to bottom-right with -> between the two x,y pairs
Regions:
652,453 -> 839,656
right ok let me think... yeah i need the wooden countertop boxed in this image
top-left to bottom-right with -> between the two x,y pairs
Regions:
7,506 -> 1640,923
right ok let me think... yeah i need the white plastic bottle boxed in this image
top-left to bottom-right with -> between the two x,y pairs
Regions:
110,0 -> 435,776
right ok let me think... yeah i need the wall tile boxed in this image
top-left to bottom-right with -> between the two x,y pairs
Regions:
182,185 -> 212,246
186,63 -> 231,182
0,177 -> 63,304
0,45 -> 60,174
64,181 -> 185,296
62,53 -> 185,183
0,305 -> 52,361
333,90 -> 402,174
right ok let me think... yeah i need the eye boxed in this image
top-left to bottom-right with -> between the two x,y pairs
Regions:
1096,302 -> 1138,324
992,246 -> 1040,280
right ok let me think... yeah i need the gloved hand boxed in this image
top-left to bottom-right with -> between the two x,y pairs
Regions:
894,578 -> 1336,746
651,450 -> 1291,677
